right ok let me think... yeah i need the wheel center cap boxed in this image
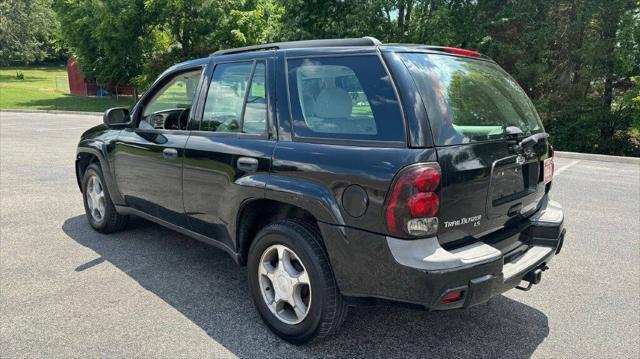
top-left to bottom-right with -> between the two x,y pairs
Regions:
277,275 -> 290,294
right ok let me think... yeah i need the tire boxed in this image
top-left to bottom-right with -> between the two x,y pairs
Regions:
81,163 -> 128,233
247,219 -> 348,345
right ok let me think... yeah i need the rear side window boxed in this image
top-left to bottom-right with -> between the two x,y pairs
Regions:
287,55 -> 404,142
399,53 -> 544,145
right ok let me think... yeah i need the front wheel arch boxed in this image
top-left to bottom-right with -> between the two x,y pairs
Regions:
76,152 -> 99,192
81,163 -> 128,233
76,144 -> 125,206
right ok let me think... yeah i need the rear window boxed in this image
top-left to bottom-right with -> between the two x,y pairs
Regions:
287,55 -> 404,143
400,53 -> 544,146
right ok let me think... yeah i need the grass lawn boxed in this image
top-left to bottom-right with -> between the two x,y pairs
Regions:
0,66 -> 134,112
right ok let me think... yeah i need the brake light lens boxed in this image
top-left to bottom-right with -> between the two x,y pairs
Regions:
408,192 -> 439,217
443,47 -> 481,57
412,167 -> 440,192
385,163 -> 441,238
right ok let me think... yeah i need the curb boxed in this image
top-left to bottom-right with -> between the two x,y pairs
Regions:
555,151 -> 640,165
0,109 -> 102,116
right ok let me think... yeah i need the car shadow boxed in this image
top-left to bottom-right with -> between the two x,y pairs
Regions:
62,215 -> 549,358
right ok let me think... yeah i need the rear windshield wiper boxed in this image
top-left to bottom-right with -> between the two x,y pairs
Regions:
520,132 -> 549,148
504,126 -> 549,154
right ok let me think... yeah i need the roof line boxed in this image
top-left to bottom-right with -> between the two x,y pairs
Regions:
211,37 -> 381,56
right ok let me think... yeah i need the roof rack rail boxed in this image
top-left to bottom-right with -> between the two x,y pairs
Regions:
211,37 -> 381,56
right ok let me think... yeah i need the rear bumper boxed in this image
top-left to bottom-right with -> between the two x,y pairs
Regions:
320,196 -> 565,310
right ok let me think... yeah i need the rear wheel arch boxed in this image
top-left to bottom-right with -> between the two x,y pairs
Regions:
246,218 -> 348,344
236,199 -> 322,266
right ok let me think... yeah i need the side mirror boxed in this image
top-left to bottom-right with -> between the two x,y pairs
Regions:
103,107 -> 131,126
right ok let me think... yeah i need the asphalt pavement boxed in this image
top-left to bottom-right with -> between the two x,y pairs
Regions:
1,111 -> 639,358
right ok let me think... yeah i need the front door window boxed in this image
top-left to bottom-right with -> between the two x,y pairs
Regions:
140,69 -> 203,130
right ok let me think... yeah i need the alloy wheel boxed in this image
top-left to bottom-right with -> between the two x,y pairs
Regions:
258,244 -> 312,325
86,175 -> 106,223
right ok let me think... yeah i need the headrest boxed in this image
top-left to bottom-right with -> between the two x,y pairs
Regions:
314,88 -> 352,118
302,94 -> 316,117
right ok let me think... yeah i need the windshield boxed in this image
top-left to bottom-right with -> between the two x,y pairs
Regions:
400,53 -> 544,145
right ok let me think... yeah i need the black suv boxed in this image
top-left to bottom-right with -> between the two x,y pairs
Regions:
75,37 -> 565,344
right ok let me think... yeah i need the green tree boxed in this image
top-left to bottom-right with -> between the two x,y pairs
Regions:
0,0 -> 60,65
134,0 -> 284,88
225,0 -> 284,46
277,0 -> 386,41
54,0 -> 151,86
49,0 -> 639,155
538,0 -> 639,155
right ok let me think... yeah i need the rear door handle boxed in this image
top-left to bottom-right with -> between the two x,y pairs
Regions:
237,157 -> 259,172
162,148 -> 178,160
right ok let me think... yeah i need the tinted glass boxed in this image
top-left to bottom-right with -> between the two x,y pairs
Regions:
143,70 -> 202,116
243,62 -> 267,135
400,53 -> 544,145
287,55 -> 404,142
202,62 -> 252,133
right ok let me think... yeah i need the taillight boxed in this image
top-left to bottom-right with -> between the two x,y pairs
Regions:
385,163 -> 441,238
545,145 -> 555,193
408,192 -> 439,217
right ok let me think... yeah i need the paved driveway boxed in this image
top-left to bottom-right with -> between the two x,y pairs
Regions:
1,111 -> 638,358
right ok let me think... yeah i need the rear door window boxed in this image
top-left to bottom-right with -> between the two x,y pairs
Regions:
201,61 -> 267,134
243,62 -> 267,135
287,55 -> 404,143
399,53 -> 544,146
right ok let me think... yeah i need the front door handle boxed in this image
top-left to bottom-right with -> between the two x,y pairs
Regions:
237,157 -> 259,172
162,148 -> 178,160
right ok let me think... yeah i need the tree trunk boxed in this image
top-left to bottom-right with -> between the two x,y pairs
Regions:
599,1 -> 625,139
398,1 -> 405,38
405,0 -> 413,38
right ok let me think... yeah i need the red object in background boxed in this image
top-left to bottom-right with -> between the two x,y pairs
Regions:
67,58 -> 87,96
66,57 -> 134,97
106,84 -> 133,96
